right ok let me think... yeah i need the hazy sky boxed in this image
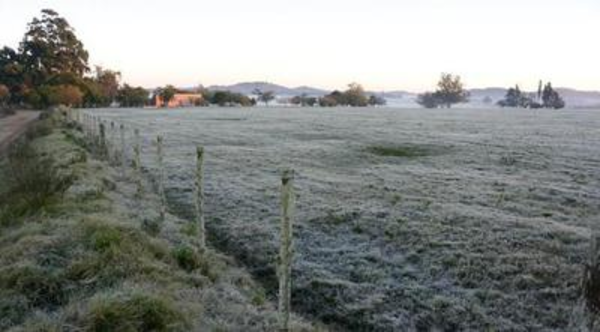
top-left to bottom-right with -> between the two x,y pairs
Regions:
1,0 -> 598,91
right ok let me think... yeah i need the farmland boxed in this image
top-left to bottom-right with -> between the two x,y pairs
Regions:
92,107 -> 600,331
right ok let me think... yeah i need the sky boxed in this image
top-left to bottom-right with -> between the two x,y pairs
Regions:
0,0 -> 598,92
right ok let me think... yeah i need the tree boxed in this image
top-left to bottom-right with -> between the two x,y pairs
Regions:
498,82 -> 565,109
497,85 -> 524,108
290,93 -> 317,107
19,9 -> 89,86
0,47 -> 26,104
42,84 -> 83,107
368,94 -> 387,106
435,73 -> 469,108
254,89 -> 275,106
416,92 -> 441,109
94,66 -> 121,104
208,90 -> 254,107
117,84 -> 149,107
542,83 -> 565,109
318,95 -> 338,107
157,85 -> 177,107
0,84 -> 9,107
344,83 -> 369,107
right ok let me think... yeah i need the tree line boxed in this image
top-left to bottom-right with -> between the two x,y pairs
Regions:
0,9 -> 148,110
0,9 -> 568,111
415,74 -> 566,109
497,81 -> 565,109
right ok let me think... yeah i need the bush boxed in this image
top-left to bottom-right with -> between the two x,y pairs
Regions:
0,264 -> 66,308
172,246 -> 201,272
0,140 -> 73,226
87,291 -> 187,332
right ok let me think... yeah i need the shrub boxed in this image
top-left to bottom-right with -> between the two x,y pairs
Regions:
0,264 -> 66,308
172,246 -> 201,272
87,291 -> 187,332
0,140 -> 73,225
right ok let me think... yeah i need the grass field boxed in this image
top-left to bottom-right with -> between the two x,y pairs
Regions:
91,106 -> 600,331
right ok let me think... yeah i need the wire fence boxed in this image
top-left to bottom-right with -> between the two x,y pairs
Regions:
70,108 -> 295,331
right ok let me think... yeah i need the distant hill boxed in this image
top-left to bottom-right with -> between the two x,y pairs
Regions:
201,82 -> 600,108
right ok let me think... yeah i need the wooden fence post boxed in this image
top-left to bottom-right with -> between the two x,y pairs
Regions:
99,121 -> 107,159
110,121 -> 116,164
279,169 -> 295,331
194,146 -> 206,250
133,128 -> 143,197
120,124 -> 126,177
156,135 -> 166,222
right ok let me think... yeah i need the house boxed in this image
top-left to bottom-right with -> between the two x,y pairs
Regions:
155,93 -> 203,108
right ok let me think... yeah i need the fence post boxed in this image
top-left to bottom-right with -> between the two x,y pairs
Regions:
156,135 -> 166,222
278,169 -> 295,331
99,122 -> 107,159
133,128 -> 143,198
110,121 -> 116,164
120,124 -> 126,178
194,146 -> 206,250
92,116 -> 98,152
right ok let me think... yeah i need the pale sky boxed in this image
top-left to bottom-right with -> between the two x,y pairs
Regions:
0,0 -> 598,91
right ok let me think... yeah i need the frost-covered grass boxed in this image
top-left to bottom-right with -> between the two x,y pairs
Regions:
90,106 -> 600,331
0,114 -> 320,331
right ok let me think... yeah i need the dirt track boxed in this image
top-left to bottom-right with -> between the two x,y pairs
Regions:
0,111 -> 40,152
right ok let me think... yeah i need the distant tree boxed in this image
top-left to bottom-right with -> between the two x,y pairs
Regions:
0,84 -> 9,108
117,84 -> 149,107
0,47 -> 26,105
498,82 -> 564,109
19,9 -> 89,86
93,66 -> 121,104
329,90 -> 346,105
157,85 -> 177,107
344,83 -> 369,107
497,85 -> 523,108
254,89 -> 275,106
291,93 -> 317,107
416,92 -> 441,109
435,73 -> 469,108
368,94 -> 387,106
208,90 -> 254,107
482,96 -> 493,104
319,95 -> 338,107
42,84 -> 83,107
542,83 -> 565,109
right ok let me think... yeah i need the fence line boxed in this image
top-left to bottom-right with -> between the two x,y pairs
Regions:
75,111 -> 296,325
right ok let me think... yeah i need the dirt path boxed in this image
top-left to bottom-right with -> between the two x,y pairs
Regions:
0,111 -> 40,152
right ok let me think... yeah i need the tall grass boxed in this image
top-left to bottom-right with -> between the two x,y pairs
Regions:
0,121 -> 74,226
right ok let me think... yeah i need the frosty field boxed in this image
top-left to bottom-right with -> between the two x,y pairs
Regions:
91,107 -> 600,331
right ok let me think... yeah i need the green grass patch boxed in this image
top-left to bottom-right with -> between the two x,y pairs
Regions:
367,144 -> 438,158
172,245 -> 201,272
87,290 -> 188,332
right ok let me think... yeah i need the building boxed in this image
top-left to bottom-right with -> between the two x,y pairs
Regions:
155,93 -> 203,108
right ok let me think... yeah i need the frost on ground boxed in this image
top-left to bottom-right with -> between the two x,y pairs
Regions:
93,107 -> 600,331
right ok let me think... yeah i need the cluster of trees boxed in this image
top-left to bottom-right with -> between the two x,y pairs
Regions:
417,73 -> 469,108
317,83 -> 386,107
201,88 -> 256,107
253,89 -> 275,106
290,94 -> 318,107
0,9 -> 148,109
497,81 -> 565,109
